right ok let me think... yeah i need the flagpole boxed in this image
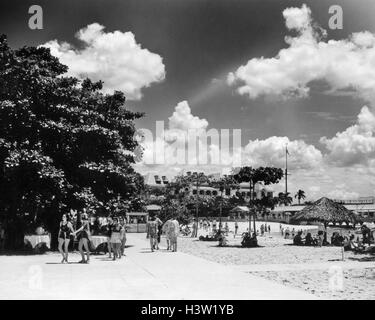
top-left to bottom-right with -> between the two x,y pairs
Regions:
285,145 -> 288,195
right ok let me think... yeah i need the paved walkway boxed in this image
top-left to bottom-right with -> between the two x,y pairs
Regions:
232,261 -> 375,272
0,233 -> 316,300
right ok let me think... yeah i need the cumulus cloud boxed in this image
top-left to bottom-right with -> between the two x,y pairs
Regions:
137,99 -> 324,171
42,23 -> 165,100
138,101 -> 213,166
227,4 -> 375,104
320,106 -> 375,166
168,101 -> 208,131
242,136 -> 323,169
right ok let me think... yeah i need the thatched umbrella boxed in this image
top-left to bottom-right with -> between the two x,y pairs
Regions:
292,197 -> 356,227
293,197 -> 357,258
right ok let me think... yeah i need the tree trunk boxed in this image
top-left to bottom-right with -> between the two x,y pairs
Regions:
324,222 -> 328,244
195,182 -> 199,238
252,182 -> 256,237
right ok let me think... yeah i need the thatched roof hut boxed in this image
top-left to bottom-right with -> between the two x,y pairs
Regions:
292,197 -> 357,226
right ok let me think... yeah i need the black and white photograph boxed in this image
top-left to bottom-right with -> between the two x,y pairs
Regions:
0,0 -> 375,304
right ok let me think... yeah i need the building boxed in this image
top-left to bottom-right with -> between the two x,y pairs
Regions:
143,172 -> 274,200
143,173 -> 173,188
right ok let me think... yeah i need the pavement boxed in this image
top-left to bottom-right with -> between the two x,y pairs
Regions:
0,233 -> 317,300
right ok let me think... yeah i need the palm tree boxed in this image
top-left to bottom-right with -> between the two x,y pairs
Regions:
294,189 -> 306,205
277,192 -> 293,206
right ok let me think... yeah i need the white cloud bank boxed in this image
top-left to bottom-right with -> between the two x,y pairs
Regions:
42,23 -> 166,100
242,136 -> 323,169
321,106 -> 375,166
227,4 -> 375,104
137,100 -> 322,170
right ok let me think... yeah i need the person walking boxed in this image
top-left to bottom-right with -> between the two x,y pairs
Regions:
104,216 -> 114,259
260,224 -> 265,236
170,218 -> 180,252
120,216 -> 127,257
155,215 -> 163,250
191,219 -> 198,237
71,212 -> 91,264
285,227 -> 290,239
146,216 -> 158,252
163,219 -> 173,250
57,213 -> 74,263
110,217 -> 122,260
224,222 -> 229,235
234,221 -> 239,238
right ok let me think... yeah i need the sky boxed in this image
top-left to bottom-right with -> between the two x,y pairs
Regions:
1,0 -> 375,202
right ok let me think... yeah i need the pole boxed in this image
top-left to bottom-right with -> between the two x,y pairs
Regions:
219,190 -> 222,232
252,181 -> 256,236
249,181 -> 252,234
195,179 -> 199,238
285,145 -> 288,195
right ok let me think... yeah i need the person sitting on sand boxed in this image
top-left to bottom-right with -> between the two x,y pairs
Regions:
345,235 -> 365,252
304,233 -> 314,246
217,230 -> 228,247
331,232 -> 344,247
293,231 -> 304,246
361,225 -> 372,245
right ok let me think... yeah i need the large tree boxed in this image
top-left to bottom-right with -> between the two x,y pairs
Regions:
210,175 -> 238,230
0,35 -> 144,248
233,166 -> 283,241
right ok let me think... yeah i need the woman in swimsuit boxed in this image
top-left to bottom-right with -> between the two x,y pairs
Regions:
110,217 -> 122,260
71,212 -> 91,264
58,213 -> 74,263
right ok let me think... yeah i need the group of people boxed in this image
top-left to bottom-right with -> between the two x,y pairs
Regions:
292,230 -> 326,246
199,219 -> 232,236
259,224 -> 271,236
146,215 -> 179,252
57,212 -> 128,264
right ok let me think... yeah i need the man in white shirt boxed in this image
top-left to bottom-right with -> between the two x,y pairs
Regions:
170,218 -> 180,252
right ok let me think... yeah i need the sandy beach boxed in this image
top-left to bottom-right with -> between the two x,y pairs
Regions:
176,221 -> 375,299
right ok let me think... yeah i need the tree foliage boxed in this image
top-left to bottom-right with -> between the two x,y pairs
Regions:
0,35 -> 145,241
